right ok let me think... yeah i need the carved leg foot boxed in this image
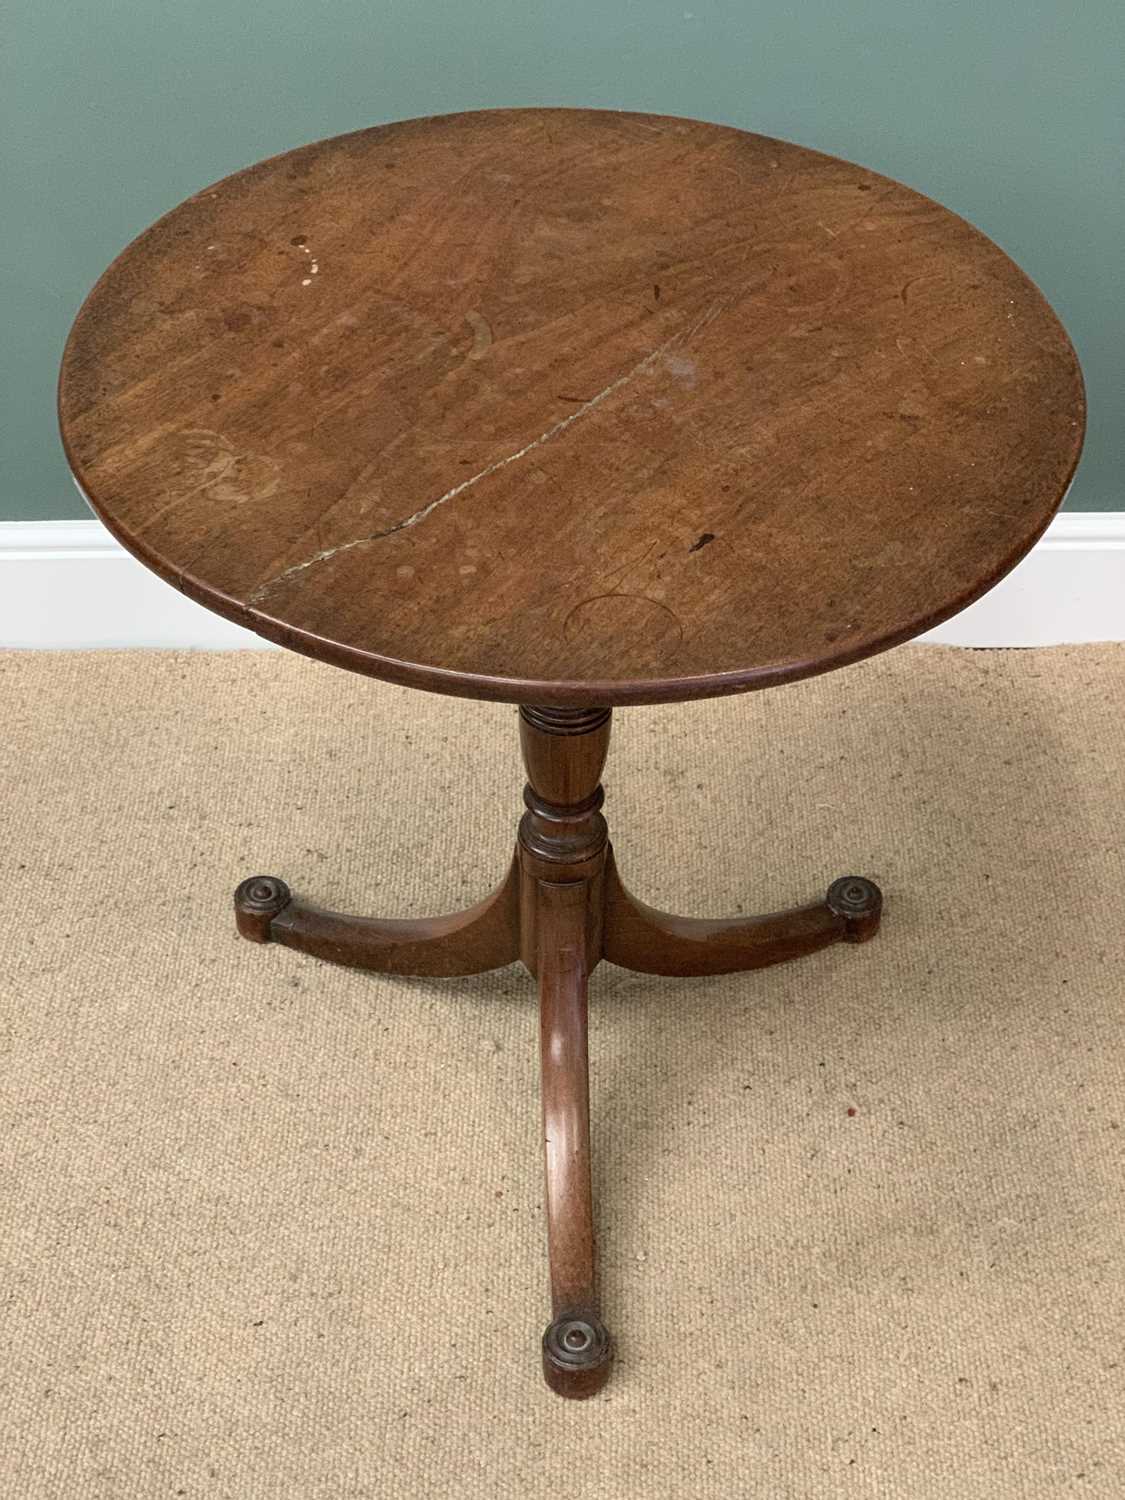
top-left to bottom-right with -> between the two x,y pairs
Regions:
233,857 -> 520,976
535,879 -> 612,1398
603,850 -> 881,976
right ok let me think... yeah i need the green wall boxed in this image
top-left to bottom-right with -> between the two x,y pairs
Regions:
4,0 -> 1120,520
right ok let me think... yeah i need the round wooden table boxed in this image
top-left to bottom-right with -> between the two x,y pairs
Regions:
59,109 -> 1085,1399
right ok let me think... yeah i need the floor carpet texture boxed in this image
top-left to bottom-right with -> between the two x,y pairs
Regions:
2,645 -> 1122,1498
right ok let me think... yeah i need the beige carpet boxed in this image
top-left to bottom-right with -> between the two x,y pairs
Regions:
2,645 -> 1123,1498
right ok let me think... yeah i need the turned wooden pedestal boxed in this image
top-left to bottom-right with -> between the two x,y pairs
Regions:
235,705 -> 880,1397
60,108 -> 1083,1399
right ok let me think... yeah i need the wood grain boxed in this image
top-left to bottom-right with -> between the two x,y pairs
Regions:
602,848 -> 849,975
59,108 -> 1084,705
233,862 -> 519,975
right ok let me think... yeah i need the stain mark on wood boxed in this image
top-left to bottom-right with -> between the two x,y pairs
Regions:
465,310 -> 493,360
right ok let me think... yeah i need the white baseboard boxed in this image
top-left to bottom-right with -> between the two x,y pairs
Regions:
1,513 -> 1123,651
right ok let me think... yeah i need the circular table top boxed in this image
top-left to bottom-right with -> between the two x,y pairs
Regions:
60,109 -> 1084,706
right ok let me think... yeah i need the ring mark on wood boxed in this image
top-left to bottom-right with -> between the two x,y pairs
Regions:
738,244 -> 849,312
141,429 -> 281,531
562,593 -> 685,648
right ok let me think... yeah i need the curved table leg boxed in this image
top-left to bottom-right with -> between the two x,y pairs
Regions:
602,847 -> 881,976
536,878 -> 612,1399
233,854 -> 520,976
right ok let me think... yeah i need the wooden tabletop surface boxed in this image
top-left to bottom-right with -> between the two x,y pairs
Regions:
59,109 -> 1084,705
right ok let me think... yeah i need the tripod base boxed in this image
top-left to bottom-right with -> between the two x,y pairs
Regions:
234,706 -> 882,1397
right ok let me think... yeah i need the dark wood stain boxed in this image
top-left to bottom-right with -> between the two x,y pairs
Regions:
58,108 -> 1084,706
